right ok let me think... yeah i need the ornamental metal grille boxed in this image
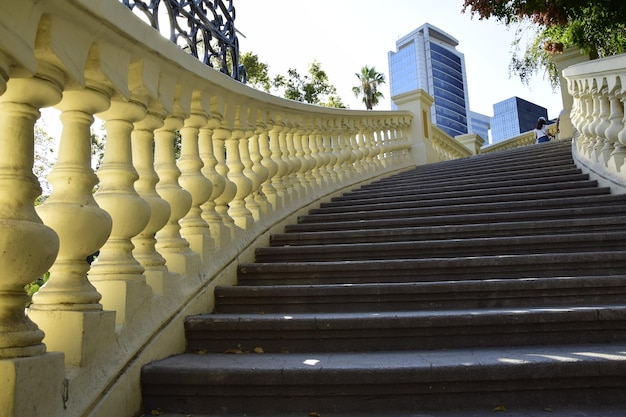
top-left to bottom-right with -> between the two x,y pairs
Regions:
122,0 -> 246,82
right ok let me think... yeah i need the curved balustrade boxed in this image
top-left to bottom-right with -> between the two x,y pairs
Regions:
0,1 -> 429,416
563,53 -> 626,193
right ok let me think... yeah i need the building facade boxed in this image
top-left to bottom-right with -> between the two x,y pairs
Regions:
468,111 -> 491,143
388,23 -> 471,138
490,96 -> 548,143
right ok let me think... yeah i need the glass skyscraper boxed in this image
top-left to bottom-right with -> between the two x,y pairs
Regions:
490,97 -> 548,143
388,23 -> 471,138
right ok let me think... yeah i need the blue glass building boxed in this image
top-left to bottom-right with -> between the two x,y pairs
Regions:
388,23 -> 471,138
490,97 -> 548,143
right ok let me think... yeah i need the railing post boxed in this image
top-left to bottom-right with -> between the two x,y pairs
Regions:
225,105 -> 254,230
240,107 -> 263,222
258,118 -> 279,212
248,110 -> 270,219
268,114 -> 288,210
178,97 -> 214,262
154,115 -> 198,275
0,65 -> 68,415
30,86 -> 117,367
131,110 -> 173,294
89,96 -> 152,325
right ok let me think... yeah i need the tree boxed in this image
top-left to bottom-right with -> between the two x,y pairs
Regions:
462,0 -> 626,87
352,66 -> 386,110
272,61 -> 345,108
240,52 -> 271,92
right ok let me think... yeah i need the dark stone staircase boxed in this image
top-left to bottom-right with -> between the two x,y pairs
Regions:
141,140 -> 626,416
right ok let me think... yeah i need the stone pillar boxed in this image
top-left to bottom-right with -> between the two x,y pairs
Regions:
392,89 -> 438,166
30,86 -> 117,367
0,70 -> 63,359
456,133 -> 485,155
154,116 -> 198,275
553,48 -> 591,140
131,111 -> 172,294
89,97 -> 152,326
178,111 -> 214,261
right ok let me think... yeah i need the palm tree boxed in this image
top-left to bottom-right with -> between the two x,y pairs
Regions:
352,66 -> 386,110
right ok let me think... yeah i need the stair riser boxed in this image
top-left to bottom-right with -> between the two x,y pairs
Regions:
215,286 -> 626,313
186,322 -> 626,354
271,218 -> 626,246
142,369 -> 626,415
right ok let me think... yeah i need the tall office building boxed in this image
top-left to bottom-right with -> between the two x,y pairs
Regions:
388,23 -> 471,138
490,96 -> 548,143
468,111 -> 491,143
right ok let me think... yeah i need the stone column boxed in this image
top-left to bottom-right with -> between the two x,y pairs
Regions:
30,86 -> 116,367
89,97 -> 152,326
131,111 -> 172,294
553,48 -> 591,140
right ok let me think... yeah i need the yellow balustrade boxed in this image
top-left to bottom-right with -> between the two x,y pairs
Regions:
564,53 -> 626,193
2,0 -> 578,416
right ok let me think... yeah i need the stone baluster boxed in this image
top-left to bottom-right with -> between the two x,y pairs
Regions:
32,87 -> 112,314
582,85 -> 601,159
213,119 -> 238,239
89,97 -> 152,325
258,119 -> 279,211
593,84 -> 612,163
178,99 -> 214,261
604,85 -> 626,173
331,120 -> 348,183
321,120 -> 338,186
613,90 -> 626,174
300,120 -> 317,195
225,106 -> 254,230
240,108 -> 263,222
130,110 -> 172,293
280,118 -> 298,203
292,119 -> 310,196
249,112 -> 270,218
0,69 -> 63,358
199,116 -> 228,249
307,120 -> 324,191
154,116 -> 197,275
268,115 -> 288,210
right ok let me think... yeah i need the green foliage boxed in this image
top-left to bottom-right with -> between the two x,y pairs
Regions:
462,0 -> 626,88
25,271 -> 50,300
352,66 -> 386,110
240,52 -> 271,92
272,61 -> 345,108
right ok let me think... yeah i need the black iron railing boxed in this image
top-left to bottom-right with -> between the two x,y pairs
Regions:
122,0 -> 246,82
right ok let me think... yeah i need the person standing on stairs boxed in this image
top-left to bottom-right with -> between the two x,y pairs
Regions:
534,116 -> 552,143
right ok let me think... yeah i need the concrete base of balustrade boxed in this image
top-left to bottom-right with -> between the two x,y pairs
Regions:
183,233 -> 214,263
28,309 -> 116,367
92,280 -> 153,326
145,269 -> 179,296
0,352 -> 65,417
160,250 -> 202,278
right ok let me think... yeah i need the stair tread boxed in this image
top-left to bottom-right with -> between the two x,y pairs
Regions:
143,342 -> 626,383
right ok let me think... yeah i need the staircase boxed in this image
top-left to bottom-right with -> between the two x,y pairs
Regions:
141,140 -> 626,416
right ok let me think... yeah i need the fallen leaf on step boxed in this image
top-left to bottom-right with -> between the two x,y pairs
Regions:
194,349 -> 208,355
254,346 -> 265,353
543,408 -> 553,412
149,410 -> 162,416
309,412 -> 321,417
224,348 -> 244,354
493,405 -> 506,411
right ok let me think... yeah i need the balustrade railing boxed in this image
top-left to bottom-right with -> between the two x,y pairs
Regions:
0,1 -> 424,416
563,53 -> 626,193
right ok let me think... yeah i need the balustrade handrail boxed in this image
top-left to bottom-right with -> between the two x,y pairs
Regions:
563,52 -> 626,193
0,1 -> 421,417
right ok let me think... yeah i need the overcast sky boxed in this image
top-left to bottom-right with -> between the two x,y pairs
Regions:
235,0 -> 564,119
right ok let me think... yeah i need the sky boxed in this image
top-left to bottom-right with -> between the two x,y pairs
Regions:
234,0 -> 564,119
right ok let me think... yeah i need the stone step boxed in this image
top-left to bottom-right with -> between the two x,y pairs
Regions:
215,275 -> 626,314
322,174 -> 597,208
300,190 -> 620,225
285,203 -> 626,233
237,251 -> 626,286
256,231 -> 626,262
141,342 -> 626,416
185,306 -> 626,354
271,215 -> 626,246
